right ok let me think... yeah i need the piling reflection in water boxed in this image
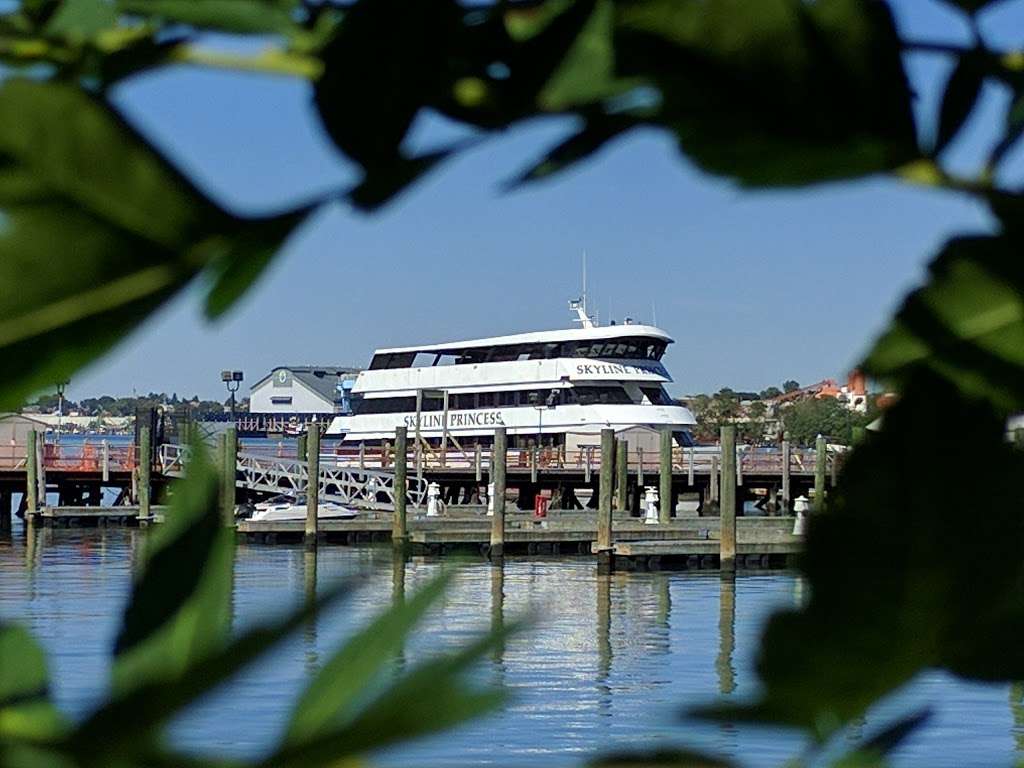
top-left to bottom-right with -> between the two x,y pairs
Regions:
302,548 -> 318,674
717,573 -> 736,696
1011,683 -> 1024,756
490,563 -> 504,669
392,553 -> 407,670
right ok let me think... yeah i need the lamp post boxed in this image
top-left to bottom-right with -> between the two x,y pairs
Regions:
221,370 -> 244,422
530,389 -> 559,454
55,380 -> 69,442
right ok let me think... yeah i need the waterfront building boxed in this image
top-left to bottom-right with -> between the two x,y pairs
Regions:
249,366 -> 360,415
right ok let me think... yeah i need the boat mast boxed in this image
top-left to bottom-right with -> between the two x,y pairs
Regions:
571,252 -> 596,328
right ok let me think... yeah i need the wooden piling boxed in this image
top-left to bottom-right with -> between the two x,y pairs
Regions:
489,427 -> 507,559
615,438 -> 627,512
297,432 -> 308,465
474,443 -> 482,482
26,429 -> 38,517
584,446 -> 592,483
531,443 -> 538,483
659,426 -> 673,524
393,426 -> 408,549
781,435 -> 791,513
687,445 -> 695,486
0,490 -> 11,534
101,439 -> 110,483
596,428 -> 615,554
358,441 -> 365,469
719,425 -> 737,572
637,446 -> 645,487
223,426 -> 237,526
305,424 -> 320,548
710,454 -> 719,504
138,425 -> 151,521
815,434 -> 827,512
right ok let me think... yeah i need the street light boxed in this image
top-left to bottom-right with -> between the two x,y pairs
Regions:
55,380 -> 69,442
221,370 -> 244,421
529,389 -> 559,453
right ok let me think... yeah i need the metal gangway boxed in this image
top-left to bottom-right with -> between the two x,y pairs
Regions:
158,444 -> 426,512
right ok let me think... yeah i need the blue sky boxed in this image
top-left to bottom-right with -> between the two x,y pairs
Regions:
65,0 -> 1022,401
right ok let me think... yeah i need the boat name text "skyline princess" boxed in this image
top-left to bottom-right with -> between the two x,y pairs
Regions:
574,362 -> 665,377
404,411 -> 505,429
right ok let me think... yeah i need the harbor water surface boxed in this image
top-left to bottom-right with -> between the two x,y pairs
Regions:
1,520 -> 1020,767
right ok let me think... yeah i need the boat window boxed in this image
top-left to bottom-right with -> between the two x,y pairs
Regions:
640,386 -> 673,405
479,392 -> 496,407
412,353 -> 436,368
434,353 -> 459,366
498,391 -> 517,406
369,352 -> 416,370
570,386 -> 633,405
355,396 -> 417,414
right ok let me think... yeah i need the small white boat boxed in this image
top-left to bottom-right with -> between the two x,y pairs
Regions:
245,493 -> 358,522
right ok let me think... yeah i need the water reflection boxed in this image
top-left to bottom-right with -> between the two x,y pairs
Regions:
717,573 -> 736,696
0,529 -> 1016,768
302,548 -> 318,674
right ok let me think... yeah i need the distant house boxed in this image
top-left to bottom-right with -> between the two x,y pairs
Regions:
249,366 -> 360,415
1,413 -> 49,468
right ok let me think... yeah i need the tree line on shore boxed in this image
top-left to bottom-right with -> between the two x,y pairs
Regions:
25,392 -> 248,417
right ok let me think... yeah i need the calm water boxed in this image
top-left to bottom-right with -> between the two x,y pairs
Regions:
0,518 -> 1020,767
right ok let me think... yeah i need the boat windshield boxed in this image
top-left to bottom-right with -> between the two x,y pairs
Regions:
369,337 -> 667,369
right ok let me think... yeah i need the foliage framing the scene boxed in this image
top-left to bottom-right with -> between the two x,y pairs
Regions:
2,0 -> 1024,765
0,439 -> 512,768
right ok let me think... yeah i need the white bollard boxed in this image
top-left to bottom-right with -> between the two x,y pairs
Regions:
792,510 -> 806,536
644,486 -> 659,525
486,481 -> 495,516
426,481 -> 441,517
792,495 -> 809,535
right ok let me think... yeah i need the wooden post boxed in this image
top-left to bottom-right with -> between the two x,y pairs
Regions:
615,438 -> 627,512
474,443 -> 482,482
222,425 -> 237,526
814,434 -> 827,512
138,425 -> 151,521
584,446 -> 592,483
736,446 -> 743,486
414,389 -> 423,487
830,445 -> 838,487
441,391 -> 449,468
781,435 -> 791,513
359,441 -> 365,469
393,427 -> 408,549
489,427 -> 507,558
687,445 -> 695,486
26,429 -> 38,517
659,426 -> 673,524
710,454 -> 719,503
101,439 -> 110,483
305,423 -> 320,547
637,446 -> 645,487
36,435 -> 45,512
596,428 -> 615,553
297,432 -> 308,464
719,425 -> 737,572
531,442 -> 538,483
0,490 -> 10,534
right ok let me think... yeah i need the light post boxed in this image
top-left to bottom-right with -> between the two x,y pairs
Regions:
55,380 -> 68,442
530,389 -> 559,455
221,370 -> 244,421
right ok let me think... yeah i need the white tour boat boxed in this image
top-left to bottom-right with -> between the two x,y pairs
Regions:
325,301 -> 697,452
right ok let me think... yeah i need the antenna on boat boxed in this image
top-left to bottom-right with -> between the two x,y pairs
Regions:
570,251 -> 596,328
652,301 -> 658,327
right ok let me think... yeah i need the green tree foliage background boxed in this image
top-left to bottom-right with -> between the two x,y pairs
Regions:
3,0 -> 1024,766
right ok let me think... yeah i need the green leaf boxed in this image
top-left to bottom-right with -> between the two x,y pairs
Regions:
73,580 -> 355,761
934,51 -> 986,155
864,235 -> 1024,412
505,114 -> 635,188
203,206 -> 311,318
111,437 -> 233,693
830,710 -> 930,768
0,79 -> 309,409
694,374 -> 1024,735
347,149 -> 452,211
0,624 -> 67,742
117,0 -> 298,34
269,620 -> 520,767
613,0 -> 919,186
314,0 -> 464,171
43,0 -> 119,39
590,749 -> 735,767
285,571 -> 452,744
